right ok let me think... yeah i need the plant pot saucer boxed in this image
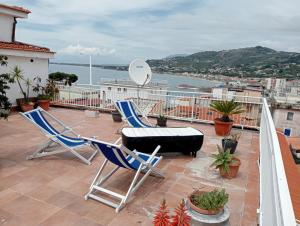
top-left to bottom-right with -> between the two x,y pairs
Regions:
185,199 -> 230,224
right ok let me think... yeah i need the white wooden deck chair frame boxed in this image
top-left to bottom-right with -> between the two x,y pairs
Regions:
83,137 -> 164,212
21,107 -> 97,165
114,100 -> 153,129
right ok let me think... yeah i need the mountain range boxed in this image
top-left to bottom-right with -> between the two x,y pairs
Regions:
147,46 -> 300,78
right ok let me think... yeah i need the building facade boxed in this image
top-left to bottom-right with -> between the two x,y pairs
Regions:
0,4 -> 54,105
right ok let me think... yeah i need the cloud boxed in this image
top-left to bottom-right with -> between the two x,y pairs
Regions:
4,0 -> 300,63
59,44 -> 116,56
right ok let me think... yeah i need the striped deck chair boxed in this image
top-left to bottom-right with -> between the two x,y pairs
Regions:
21,107 -> 97,165
83,137 -> 164,212
115,100 -> 153,128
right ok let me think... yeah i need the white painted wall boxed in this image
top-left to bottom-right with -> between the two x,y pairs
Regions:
273,108 -> 300,136
0,55 -> 49,105
0,13 -> 14,42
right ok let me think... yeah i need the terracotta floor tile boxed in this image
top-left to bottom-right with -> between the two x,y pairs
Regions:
46,190 -> 81,208
2,195 -> 60,225
0,109 -> 260,225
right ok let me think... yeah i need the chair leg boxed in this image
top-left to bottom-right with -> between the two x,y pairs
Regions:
26,140 -> 56,160
69,148 -> 92,165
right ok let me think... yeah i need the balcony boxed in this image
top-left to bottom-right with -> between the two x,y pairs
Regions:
0,85 -> 297,225
0,108 -> 259,225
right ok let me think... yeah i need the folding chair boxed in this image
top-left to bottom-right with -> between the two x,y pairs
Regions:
115,100 -> 153,128
83,137 -> 164,212
21,107 -> 97,165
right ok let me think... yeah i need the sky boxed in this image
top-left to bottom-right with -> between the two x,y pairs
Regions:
4,0 -> 300,64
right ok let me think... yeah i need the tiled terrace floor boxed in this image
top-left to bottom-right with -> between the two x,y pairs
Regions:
0,108 -> 259,226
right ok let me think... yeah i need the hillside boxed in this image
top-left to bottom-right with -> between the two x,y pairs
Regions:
147,46 -> 300,78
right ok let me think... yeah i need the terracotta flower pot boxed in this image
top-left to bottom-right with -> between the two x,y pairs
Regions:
112,111 -> 122,122
219,157 -> 241,179
21,102 -> 34,112
38,99 -> 50,111
214,118 -> 233,136
187,191 -> 224,215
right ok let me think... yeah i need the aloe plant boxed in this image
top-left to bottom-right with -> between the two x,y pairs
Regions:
191,189 -> 229,211
211,145 -> 234,173
210,100 -> 245,122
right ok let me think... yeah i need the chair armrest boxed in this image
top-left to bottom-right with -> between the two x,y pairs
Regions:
146,145 -> 161,164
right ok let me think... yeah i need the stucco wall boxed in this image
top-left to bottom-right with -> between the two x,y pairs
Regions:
0,13 -> 14,42
273,108 -> 300,136
0,55 -> 49,105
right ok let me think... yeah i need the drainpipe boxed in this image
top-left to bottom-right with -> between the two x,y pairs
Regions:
12,17 -> 17,42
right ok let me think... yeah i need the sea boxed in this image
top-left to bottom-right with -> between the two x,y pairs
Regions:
49,64 -> 221,91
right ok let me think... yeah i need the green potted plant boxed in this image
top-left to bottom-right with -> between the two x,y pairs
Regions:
187,188 -> 229,215
211,145 -> 241,179
210,100 -> 245,136
32,76 -> 51,110
10,66 -> 34,112
222,133 -> 241,154
112,109 -> 122,122
157,115 -> 167,127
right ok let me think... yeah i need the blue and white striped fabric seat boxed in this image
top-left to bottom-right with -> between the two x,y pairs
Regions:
23,109 -> 86,147
21,107 -> 97,165
115,100 -> 151,128
88,139 -> 159,170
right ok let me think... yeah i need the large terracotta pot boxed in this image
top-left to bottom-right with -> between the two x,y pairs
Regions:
112,110 -> 122,122
219,157 -> 241,179
214,118 -> 233,136
187,190 -> 224,215
21,102 -> 34,112
38,99 -> 50,111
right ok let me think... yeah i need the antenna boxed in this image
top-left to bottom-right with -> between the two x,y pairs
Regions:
129,59 -> 152,87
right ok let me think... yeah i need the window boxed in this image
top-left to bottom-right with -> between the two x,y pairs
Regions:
123,88 -> 127,92
108,87 -> 111,91
117,88 -> 121,92
287,112 -> 294,121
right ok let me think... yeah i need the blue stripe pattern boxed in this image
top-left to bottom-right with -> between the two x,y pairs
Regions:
116,100 -> 150,128
89,140 -> 159,170
24,109 -> 85,147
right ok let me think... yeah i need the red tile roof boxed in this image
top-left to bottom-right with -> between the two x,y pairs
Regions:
0,41 -> 54,54
0,3 -> 31,14
277,132 -> 300,221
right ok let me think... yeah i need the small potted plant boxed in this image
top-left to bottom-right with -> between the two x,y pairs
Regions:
187,188 -> 229,215
33,76 -> 51,110
211,145 -> 241,179
157,115 -> 167,127
10,66 -> 34,112
210,100 -> 245,136
222,133 -> 241,154
112,109 -> 122,122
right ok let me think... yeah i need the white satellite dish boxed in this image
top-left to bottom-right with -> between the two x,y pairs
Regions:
129,59 -> 152,86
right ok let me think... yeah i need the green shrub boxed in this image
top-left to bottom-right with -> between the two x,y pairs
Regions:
191,189 -> 229,210
49,72 -> 78,85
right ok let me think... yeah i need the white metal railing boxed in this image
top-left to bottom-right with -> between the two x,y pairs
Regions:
259,98 -> 296,226
52,84 -> 263,129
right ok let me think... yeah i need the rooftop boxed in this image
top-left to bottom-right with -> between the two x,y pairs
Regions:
0,41 -> 55,54
0,108 -> 259,226
0,3 -> 31,14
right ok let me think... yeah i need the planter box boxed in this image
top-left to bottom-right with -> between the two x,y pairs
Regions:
85,110 -> 100,118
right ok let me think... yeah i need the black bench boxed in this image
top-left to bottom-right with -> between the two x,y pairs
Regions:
121,127 -> 204,157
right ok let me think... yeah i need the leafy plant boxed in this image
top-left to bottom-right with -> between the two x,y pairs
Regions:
225,133 -> 241,142
210,100 -> 245,122
158,115 -> 167,120
10,66 -> 32,103
153,199 -> 170,226
32,76 -> 59,100
190,189 -> 229,211
171,199 -> 191,226
211,145 -> 235,173
0,55 -> 12,119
